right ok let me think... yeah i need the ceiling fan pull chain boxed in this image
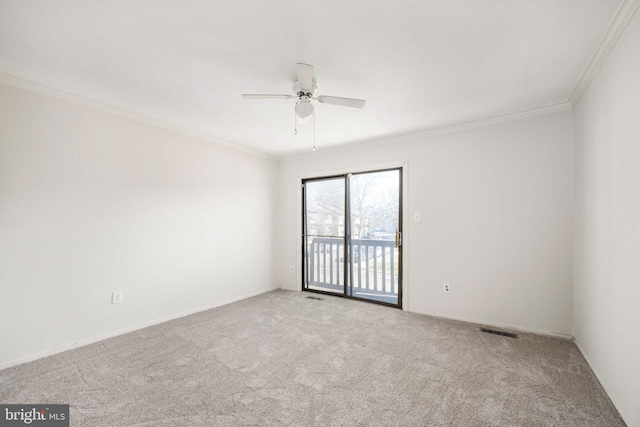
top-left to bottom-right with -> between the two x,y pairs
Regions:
312,112 -> 316,152
294,105 -> 298,135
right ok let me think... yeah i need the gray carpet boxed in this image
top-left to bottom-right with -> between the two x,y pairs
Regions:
0,290 -> 625,426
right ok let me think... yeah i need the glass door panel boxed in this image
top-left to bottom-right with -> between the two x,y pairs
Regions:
348,170 -> 401,305
303,177 -> 345,294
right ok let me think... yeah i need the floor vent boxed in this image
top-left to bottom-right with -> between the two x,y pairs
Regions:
306,296 -> 324,301
480,328 -> 518,339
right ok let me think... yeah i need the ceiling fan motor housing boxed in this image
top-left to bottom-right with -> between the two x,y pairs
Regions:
292,77 -> 317,97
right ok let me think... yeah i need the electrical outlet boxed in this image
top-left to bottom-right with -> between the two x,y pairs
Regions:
443,283 -> 451,294
290,265 -> 295,273
112,291 -> 123,304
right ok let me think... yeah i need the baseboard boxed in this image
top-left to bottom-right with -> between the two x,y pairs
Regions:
573,339 -> 631,427
414,311 -> 574,340
0,287 -> 275,371
285,288 -> 572,339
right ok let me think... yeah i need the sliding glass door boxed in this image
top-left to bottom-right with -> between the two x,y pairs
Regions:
302,168 -> 402,307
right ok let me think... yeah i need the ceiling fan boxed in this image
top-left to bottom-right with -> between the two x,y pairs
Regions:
241,63 -> 366,121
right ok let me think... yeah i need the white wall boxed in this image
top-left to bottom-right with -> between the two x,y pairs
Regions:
278,110 -> 574,336
0,83 -> 278,368
573,8 -> 640,427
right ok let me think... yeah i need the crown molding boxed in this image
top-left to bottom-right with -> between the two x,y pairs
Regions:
569,0 -> 640,106
2,70 -> 572,162
0,71 -> 277,161
280,102 -> 572,161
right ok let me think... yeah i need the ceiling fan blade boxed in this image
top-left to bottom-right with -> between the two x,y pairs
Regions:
317,95 -> 366,109
241,94 -> 294,100
297,63 -> 314,92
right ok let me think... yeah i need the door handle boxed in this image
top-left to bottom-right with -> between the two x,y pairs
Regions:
395,230 -> 402,248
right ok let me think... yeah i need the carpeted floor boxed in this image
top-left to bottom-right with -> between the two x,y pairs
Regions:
0,290 -> 625,426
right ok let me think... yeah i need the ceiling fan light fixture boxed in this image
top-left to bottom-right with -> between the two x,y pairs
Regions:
295,97 -> 314,120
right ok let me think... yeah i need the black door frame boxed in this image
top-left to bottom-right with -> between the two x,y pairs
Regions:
301,167 -> 403,309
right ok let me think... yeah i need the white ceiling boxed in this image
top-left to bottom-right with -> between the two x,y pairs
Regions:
0,0 -> 625,157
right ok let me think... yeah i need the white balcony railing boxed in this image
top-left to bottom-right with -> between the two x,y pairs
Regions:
306,237 -> 399,302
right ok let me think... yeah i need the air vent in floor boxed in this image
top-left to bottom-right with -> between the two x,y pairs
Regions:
306,296 -> 324,301
480,328 -> 518,339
